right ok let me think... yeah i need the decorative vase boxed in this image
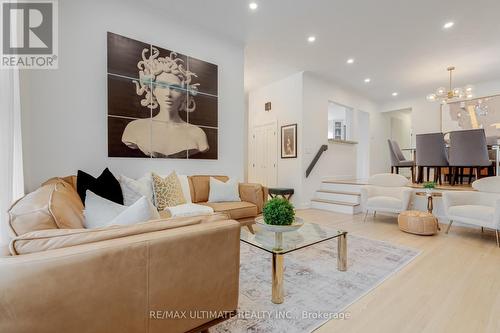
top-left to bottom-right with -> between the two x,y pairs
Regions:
255,216 -> 304,250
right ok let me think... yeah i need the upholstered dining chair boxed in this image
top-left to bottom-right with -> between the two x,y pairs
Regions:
443,176 -> 500,247
448,129 -> 492,185
415,133 -> 449,184
388,139 -> 415,183
360,173 -> 413,222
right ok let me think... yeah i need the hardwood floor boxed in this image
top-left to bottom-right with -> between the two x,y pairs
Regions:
294,209 -> 500,333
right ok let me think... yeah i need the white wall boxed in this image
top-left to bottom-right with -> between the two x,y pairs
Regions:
301,73 -> 386,207
247,72 -> 304,206
248,72 -> 386,208
381,79 -> 500,136
20,0 -> 245,191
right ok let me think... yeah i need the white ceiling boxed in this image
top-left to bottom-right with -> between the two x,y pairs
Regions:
144,0 -> 500,103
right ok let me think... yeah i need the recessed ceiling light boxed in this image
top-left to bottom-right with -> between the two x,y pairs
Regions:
307,36 -> 316,43
392,92 -> 399,97
443,21 -> 454,29
249,2 -> 258,10
346,58 -> 354,64
364,78 -> 371,83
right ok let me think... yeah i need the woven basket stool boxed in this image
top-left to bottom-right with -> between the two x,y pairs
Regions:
398,210 -> 438,236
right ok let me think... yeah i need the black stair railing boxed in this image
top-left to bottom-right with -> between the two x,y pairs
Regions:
306,144 -> 328,177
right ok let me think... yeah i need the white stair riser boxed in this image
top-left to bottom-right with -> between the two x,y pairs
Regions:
311,201 -> 361,214
315,191 -> 360,204
320,182 -> 363,193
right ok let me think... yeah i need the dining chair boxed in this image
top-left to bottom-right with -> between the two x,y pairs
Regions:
388,139 -> 415,183
415,133 -> 449,184
448,129 -> 492,185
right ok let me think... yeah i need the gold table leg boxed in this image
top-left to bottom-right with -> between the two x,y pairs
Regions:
272,253 -> 284,304
337,232 -> 347,271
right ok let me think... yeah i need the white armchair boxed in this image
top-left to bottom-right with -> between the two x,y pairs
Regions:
443,176 -> 500,247
361,173 -> 413,221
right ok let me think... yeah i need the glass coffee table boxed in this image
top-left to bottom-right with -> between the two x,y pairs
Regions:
240,222 -> 347,304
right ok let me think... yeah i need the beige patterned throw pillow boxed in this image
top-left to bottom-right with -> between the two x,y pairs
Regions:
152,172 -> 186,211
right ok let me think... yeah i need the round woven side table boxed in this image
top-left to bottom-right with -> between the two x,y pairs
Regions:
398,210 -> 438,236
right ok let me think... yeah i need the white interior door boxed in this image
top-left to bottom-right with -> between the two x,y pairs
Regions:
249,123 -> 277,187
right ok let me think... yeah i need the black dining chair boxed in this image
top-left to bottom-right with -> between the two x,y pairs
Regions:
448,129 -> 492,185
415,133 -> 449,185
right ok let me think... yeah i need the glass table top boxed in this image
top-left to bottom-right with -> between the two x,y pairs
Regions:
240,222 -> 346,255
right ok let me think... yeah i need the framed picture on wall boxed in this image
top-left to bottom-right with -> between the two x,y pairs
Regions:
107,32 -> 218,160
441,94 -> 500,137
281,124 -> 297,158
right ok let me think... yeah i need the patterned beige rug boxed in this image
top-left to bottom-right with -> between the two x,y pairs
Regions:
214,234 -> 419,333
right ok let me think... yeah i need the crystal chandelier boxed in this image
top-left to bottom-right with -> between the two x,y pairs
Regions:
426,66 -> 473,104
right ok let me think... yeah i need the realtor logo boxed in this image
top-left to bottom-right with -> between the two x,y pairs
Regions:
1,0 -> 58,69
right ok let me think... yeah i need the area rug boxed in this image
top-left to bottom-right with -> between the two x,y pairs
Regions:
213,234 -> 420,333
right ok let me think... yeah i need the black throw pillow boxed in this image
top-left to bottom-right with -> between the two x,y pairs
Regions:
77,168 -> 123,206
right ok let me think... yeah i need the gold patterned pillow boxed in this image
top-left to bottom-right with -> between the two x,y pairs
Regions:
152,172 -> 186,211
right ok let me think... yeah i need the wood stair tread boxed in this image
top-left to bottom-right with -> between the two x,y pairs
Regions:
321,179 -> 368,185
316,190 -> 360,196
311,198 -> 360,206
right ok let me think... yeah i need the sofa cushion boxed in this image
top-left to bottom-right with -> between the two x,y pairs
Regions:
8,178 -> 85,237
366,196 -> 402,210
49,181 -> 85,229
189,175 -> 228,203
448,205 -> 494,223
9,216 -> 206,255
10,214 -> 231,255
152,172 -> 186,210
118,173 -> 154,206
84,191 -> 159,228
77,168 -> 123,205
165,203 -> 214,218
177,174 -> 193,203
208,177 -> 241,203
200,201 -> 257,220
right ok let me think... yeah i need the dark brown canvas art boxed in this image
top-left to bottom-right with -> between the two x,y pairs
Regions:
107,32 -> 218,159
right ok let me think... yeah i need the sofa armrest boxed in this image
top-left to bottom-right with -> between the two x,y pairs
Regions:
239,183 -> 267,213
0,220 -> 240,333
360,186 -> 373,209
494,199 -> 500,229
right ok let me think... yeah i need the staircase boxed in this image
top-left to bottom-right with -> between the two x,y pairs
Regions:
310,180 -> 365,214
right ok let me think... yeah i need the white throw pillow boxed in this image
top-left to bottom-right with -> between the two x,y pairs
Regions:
165,203 -> 214,218
119,174 -> 154,205
84,190 -> 159,229
208,177 -> 241,203
110,196 -> 160,227
177,174 -> 193,203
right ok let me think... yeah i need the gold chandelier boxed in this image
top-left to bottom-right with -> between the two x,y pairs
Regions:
426,66 -> 473,104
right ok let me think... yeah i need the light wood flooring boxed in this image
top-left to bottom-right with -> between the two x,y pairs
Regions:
294,209 -> 500,333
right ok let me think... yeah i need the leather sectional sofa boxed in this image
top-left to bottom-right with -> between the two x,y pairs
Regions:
0,174 -> 267,332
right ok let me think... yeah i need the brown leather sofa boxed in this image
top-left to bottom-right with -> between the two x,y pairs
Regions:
186,175 -> 268,232
0,176 -> 245,333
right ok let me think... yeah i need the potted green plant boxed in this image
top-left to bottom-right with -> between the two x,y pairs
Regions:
255,198 -> 303,233
423,181 -> 436,194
